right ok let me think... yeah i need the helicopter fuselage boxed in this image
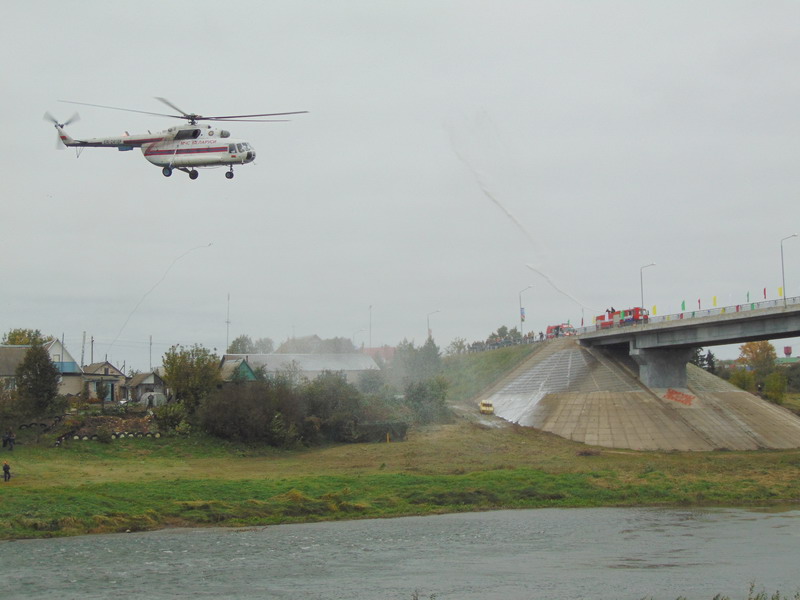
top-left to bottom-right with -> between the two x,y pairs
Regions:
56,123 -> 256,178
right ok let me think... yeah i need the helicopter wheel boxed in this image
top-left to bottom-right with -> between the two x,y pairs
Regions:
225,170 -> 234,180
189,170 -> 199,180
162,166 -> 173,177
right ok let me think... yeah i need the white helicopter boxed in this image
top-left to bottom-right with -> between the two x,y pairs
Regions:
45,98 -> 307,179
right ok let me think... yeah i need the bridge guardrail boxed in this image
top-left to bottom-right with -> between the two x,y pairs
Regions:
574,295 -> 800,335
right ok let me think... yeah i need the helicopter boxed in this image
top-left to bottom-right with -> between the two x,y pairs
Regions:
44,98 -> 307,180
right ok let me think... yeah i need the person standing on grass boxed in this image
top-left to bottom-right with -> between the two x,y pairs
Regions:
3,461 -> 10,482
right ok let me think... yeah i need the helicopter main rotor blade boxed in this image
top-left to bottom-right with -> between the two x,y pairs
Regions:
208,111 -> 309,120
205,118 -> 291,123
154,97 -> 192,117
60,100 -> 180,120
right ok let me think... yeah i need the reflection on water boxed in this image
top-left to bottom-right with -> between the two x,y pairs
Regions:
2,508 -> 799,600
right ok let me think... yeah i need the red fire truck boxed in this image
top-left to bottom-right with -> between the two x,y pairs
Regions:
546,323 -> 577,338
595,307 -> 649,329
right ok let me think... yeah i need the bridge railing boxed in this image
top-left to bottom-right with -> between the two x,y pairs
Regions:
575,295 -> 800,335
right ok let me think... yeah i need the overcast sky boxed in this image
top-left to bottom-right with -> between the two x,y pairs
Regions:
2,1 -> 799,371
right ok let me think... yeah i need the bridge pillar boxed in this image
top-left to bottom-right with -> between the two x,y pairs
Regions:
629,346 -> 693,388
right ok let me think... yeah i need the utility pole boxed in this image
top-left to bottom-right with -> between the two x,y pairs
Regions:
226,293 -> 231,353
90,336 -> 94,364
80,331 -> 86,367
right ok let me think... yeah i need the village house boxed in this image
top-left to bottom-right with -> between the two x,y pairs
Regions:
123,371 -> 168,407
82,361 -> 126,402
219,358 -> 258,383
0,340 -> 83,396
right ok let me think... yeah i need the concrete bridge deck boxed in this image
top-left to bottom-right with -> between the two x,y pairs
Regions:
479,338 -> 800,451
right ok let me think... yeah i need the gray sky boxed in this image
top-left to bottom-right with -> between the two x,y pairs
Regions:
2,1 -> 799,371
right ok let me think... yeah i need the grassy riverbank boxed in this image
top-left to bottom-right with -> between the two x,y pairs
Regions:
1,343 -> 798,540
2,418 -> 799,539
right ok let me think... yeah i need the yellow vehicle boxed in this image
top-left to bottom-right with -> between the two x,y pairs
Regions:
479,400 -> 495,415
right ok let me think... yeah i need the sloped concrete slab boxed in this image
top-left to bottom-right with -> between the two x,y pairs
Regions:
483,338 -> 800,451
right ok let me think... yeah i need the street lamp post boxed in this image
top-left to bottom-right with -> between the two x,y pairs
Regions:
519,285 -> 533,337
426,310 -> 440,340
640,262 -> 656,309
781,234 -> 798,307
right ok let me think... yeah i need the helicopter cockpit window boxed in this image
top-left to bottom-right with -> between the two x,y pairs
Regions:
237,143 -> 244,152
228,144 -> 236,153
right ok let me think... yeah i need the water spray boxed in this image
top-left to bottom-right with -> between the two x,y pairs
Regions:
105,242 -> 213,357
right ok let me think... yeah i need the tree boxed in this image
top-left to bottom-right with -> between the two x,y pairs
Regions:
445,337 -> 467,356
3,328 -> 52,345
404,376 -> 450,424
416,337 -> 442,382
227,335 -> 274,354
301,371 -> 363,442
689,348 -> 707,369
253,337 -> 274,353
15,343 -> 61,417
227,334 -> 255,354
162,344 -> 221,413
705,350 -> 717,375
764,370 -> 787,404
729,369 -> 756,393
738,341 -> 777,375
95,380 -> 109,414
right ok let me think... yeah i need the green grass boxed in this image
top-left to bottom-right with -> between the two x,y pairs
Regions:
2,435 -> 800,540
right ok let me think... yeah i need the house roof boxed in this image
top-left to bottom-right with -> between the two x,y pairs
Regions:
223,353 -> 378,373
0,346 -> 30,377
219,358 -> 257,381
83,361 -> 125,377
126,372 -> 164,388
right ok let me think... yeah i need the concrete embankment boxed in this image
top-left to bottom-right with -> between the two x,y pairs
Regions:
480,337 -> 800,451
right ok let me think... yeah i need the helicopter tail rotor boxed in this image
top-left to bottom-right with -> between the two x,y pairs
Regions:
44,112 -> 80,148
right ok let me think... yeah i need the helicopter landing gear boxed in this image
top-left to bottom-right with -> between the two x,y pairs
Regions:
162,166 -> 173,177
189,169 -> 199,180
225,167 -> 234,180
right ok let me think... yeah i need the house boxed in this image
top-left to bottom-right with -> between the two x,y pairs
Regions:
82,361 -> 126,402
47,339 -> 83,396
219,358 -> 258,382
222,353 -> 379,383
0,346 -> 31,391
124,371 -> 167,406
0,340 -> 83,396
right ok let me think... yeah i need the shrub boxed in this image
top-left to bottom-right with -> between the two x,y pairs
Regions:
154,402 -> 187,432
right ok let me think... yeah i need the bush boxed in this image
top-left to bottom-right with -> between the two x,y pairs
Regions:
764,371 -> 788,404
154,402 -> 187,432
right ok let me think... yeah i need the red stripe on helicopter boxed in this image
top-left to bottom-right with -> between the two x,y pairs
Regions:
144,146 -> 229,156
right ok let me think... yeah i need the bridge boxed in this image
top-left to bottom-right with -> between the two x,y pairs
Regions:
578,299 -> 800,388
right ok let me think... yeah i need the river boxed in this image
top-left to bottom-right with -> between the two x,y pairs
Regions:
2,507 -> 798,600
